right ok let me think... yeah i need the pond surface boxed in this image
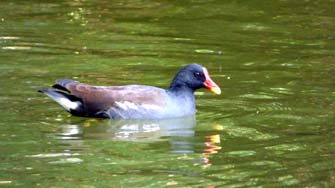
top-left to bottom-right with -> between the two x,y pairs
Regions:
0,0 -> 334,187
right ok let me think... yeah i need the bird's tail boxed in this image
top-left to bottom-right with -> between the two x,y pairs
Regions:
38,89 -> 82,113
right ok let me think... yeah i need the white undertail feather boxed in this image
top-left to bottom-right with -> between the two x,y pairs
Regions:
44,92 -> 80,111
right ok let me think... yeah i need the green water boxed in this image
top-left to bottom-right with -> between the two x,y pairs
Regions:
0,0 -> 334,187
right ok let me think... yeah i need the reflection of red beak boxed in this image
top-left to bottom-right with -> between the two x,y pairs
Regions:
203,68 -> 221,95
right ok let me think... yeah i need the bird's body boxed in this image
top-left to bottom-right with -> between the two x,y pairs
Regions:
39,64 -> 220,119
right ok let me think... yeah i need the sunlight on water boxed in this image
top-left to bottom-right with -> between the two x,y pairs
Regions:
221,123 -> 279,141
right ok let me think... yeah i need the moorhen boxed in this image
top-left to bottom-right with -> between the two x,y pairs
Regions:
38,64 -> 221,119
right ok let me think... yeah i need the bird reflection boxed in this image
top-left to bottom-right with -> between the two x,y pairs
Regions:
56,116 -> 196,153
203,134 -> 222,154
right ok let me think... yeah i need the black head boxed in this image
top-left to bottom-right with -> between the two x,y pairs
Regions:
168,63 -> 221,94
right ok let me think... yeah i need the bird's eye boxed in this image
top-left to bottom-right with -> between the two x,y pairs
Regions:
194,72 -> 201,78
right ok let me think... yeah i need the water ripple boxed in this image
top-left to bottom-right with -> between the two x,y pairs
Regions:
221,124 -> 279,141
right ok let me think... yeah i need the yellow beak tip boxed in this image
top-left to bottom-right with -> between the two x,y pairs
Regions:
211,87 -> 221,95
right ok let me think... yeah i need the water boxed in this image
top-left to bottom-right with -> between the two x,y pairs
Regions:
0,0 -> 334,187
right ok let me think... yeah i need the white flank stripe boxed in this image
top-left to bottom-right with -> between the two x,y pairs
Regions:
115,101 -> 139,110
123,101 -> 139,110
141,104 -> 161,111
115,101 -> 127,110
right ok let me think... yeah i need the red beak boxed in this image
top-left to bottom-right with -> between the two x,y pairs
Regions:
203,67 -> 221,95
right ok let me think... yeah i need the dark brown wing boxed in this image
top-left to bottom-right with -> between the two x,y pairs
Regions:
53,79 -> 167,116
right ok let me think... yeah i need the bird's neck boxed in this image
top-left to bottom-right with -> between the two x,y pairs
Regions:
167,84 -> 194,98
167,70 -> 196,99
166,85 -> 196,115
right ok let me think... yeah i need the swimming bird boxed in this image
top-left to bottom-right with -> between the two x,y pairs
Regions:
38,63 -> 221,119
